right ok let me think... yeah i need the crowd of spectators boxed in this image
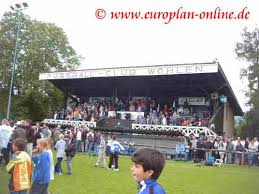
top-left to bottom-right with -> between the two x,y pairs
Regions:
1,118 -> 259,169
51,97 -> 213,127
176,135 -> 259,166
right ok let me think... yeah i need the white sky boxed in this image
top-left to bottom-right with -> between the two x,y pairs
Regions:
1,0 -> 258,112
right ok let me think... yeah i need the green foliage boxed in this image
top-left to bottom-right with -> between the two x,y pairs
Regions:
235,27 -> 259,108
235,27 -> 259,136
0,11 -> 80,121
1,155 -> 259,194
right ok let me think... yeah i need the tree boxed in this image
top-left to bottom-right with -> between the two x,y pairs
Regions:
235,27 -> 259,108
235,27 -> 259,137
0,12 -> 80,121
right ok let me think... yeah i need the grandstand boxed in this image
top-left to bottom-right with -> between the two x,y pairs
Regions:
39,62 -> 243,138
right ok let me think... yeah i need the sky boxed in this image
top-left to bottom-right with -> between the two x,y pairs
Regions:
1,0 -> 258,112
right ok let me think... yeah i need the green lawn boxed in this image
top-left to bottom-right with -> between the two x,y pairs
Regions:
1,153 -> 259,194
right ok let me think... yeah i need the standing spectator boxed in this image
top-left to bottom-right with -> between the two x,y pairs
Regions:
0,119 -> 13,165
190,136 -> 198,160
204,137 -> 214,162
254,137 -> 259,165
6,138 -> 32,194
46,138 -> 55,181
65,132 -> 76,175
248,139 -> 257,166
24,120 -> 34,157
81,128 -> 87,152
108,135 -> 125,171
33,125 -> 42,148
30,138 -> 51,194
86,130 -> 94,156
76,128 -> 82,152
53,125 -> 62,146
94,132 -> 101,155
197,136 -> 205,162
218,139 -> 226,163
235,140 -> 246,165
105,135 -> 112,157
11,127 -> 26,142
42,124 -> 51,138
95,134 -> 108,169
226,138 -> 234,164
55,134 -> 66,175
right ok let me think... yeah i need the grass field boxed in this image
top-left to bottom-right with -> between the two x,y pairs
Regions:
1,153 -> 259,194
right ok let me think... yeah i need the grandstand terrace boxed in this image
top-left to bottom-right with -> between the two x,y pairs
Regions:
39,62 -> 243,138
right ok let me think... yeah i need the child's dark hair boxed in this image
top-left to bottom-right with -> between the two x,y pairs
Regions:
13,138 -> 27,151
131,148 -> 165,180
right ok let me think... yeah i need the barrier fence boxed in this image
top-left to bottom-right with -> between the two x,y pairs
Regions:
120,143 -> 259,166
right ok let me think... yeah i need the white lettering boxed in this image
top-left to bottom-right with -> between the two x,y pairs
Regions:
185,66 -> 192,73
157,68 -> 164,75
148,68 -> 156,75
60,72 -> 64,79
166,67 -> 174,74
195,65 -> 203,72
129,69 -> 136,76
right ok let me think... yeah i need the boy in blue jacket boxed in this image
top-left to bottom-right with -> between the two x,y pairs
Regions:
131,148 -> 166,194
30,138 -> 50,194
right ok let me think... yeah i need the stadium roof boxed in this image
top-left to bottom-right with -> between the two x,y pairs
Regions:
39,62 -> 243,116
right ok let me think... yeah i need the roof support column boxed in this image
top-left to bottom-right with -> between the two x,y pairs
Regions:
223,101 -> 234,137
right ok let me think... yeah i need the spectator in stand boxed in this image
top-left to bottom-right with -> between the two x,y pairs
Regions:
190,113 -> 198,126
162,104 -> 169,115
151,110 -> 158,125
161,114 -> 167,126
183,99 -> 189,109
182,118 -> 190,126
129,101 -> 135,112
